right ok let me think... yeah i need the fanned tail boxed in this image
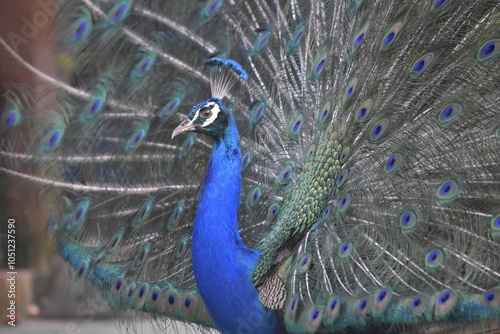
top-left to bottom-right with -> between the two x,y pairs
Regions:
1,0 -> 500,333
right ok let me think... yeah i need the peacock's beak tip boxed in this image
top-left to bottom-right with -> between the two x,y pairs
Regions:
172,119 -> 196,139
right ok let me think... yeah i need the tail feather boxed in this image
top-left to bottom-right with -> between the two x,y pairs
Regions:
1,0 -> 500,333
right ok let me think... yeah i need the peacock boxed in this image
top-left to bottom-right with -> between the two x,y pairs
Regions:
1,0 -> 500,333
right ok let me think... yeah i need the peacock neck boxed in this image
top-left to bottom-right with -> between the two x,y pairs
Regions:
193,115 -> 243,251
191,114 -> 277,334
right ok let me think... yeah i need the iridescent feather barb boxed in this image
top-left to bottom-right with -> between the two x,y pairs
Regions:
1,0 -> 500,333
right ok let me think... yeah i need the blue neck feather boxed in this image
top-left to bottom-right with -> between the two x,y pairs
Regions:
191,109 -> 277,334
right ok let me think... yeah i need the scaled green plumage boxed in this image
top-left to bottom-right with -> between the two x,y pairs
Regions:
1,0 -> 500,333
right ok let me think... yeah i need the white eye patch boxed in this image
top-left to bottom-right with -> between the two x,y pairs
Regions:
198,102 -> 221,127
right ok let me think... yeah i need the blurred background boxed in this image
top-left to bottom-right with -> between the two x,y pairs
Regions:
0,2 -> 187,333
0,0 -> 107,329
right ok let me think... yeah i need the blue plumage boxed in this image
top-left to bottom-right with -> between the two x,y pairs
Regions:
1,0 -> 500,333
185,100 -> 276,333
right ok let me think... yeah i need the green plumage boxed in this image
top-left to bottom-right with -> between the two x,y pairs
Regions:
1,0 -> 500,333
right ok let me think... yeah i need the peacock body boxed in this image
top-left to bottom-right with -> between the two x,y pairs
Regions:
1,0 -> 500,333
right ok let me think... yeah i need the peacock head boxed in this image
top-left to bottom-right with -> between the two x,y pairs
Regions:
171,97 -> 230,139
171,58 -> 247,139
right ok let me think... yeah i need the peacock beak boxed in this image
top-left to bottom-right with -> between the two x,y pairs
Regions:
172,119 -> 196,139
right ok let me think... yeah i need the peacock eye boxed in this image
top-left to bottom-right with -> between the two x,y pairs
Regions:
200,107 -> 213,119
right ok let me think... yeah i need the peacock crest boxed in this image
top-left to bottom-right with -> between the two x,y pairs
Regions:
1,0 -> 500,333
